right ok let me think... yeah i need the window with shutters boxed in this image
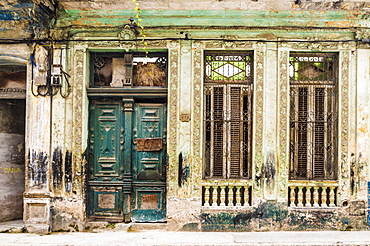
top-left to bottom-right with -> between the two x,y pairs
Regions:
289,52 -> 338,180
203,51 -> 253,179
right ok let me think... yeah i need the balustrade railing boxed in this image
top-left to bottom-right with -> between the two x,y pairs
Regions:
202,183 -> 252,207
288,181 -> 338,207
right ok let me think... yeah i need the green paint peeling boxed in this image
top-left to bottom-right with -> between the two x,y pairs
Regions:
55,10 -> 370,29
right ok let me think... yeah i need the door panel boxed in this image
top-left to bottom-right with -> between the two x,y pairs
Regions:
88,100 -> 167,222
89,101 -> 124,180
88,100 -> 125,221
131,187 -> 166,222
88,185 -> 124,221
131,103 -> 167,222
133,104 -> 166,181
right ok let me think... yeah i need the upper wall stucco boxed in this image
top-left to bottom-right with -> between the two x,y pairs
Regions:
56,0 -> 370,11
54,9 -> 370,32
0,0 -> 56,39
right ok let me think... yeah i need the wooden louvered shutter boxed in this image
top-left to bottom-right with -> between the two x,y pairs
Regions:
297,87 -> 309,178
213,86 -> 224,177
313,87 -> 325,178
229,86 -> 242,178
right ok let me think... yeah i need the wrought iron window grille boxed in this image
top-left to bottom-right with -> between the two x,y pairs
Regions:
203,51 -> 253,180
289,52 -> 338,180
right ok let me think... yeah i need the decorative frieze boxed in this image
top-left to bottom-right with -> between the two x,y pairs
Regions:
339,50 -> 351,203
277,49 -> 289,200
167,48 -> 179,196
253,49 -> 265,201
72,48 -> 86,194
192,48 -> 202,196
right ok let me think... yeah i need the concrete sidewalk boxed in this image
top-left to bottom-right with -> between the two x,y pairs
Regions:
0,230 -> 369,245
0,220 -> 369,245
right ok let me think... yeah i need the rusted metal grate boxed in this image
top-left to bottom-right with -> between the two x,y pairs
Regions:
289,53 -> 338,180
204,51 -> 253,179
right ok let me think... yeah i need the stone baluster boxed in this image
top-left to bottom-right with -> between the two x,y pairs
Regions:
313,186 -> 319,207
228,186 -> 234,206
297,186 -> 304,207
289,186 -> 296,207
235,186 -> 242,206
329,186 -> 336,207
321,187 -> 328,207
243,186 -> 250,206
305,187 -> 312,207
204,186 -> 210,206
220,186 -> 226,206
212,186 -> 218,206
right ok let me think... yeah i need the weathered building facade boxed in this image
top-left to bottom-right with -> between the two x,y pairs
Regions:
2,0 -> 370,233
0,0 -> 56,223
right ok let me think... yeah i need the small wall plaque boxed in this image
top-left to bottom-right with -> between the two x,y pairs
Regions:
180,113 -> 191,122
137,138 -> 162,151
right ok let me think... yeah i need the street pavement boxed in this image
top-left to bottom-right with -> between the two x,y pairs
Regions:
0,220 -> 370,245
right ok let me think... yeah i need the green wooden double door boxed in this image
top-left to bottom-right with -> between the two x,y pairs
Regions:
87,98 -> 167,222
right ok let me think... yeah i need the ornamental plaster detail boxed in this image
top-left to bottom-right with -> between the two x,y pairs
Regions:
234,41 -> 255,49
72,40 -> 166,50
288,42 -> 341,51
167,41 -> 180,49
167,48 -> 179,196
72,48 -> 85,194
339,50 -> 350,202
203,41 -> 257,49
277,49 -> 289,199
117,25 -> 136,40
119,42 -> 136,50
355,29 -> 370,40
254,49 -> 265,201
205,41 -> 223,49
192,41 -> 205,49
192,49 -> 202,197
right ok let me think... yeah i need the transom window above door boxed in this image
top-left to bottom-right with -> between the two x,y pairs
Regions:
90,52 -> 167,87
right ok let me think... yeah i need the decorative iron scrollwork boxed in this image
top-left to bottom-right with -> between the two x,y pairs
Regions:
94,57 -> 106,70
155,57 -> 167,72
